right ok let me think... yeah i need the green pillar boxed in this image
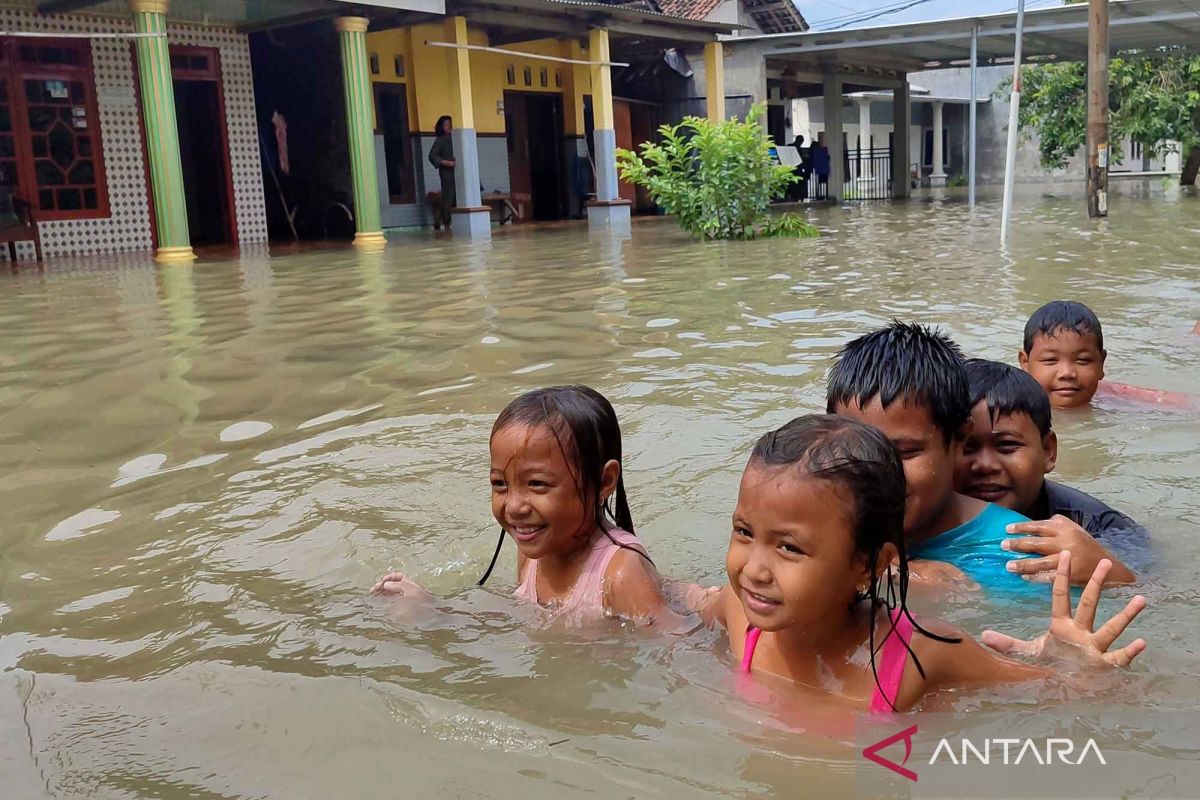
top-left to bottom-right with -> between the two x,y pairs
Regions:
335,16 -> 386,249
132,0 -> 194,263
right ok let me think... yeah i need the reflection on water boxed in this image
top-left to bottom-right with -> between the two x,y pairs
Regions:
2,183 -> 1199,797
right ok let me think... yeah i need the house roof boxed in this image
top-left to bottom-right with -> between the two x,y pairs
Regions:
743,0 -> 807,34
656,0 -> 807,33
656,0 -> 725,22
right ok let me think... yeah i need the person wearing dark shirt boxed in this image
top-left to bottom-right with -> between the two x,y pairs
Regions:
810,137 -> 830,200
428,115 -> 455,230
790,134 -> 810,201
955,359 -> 1145,584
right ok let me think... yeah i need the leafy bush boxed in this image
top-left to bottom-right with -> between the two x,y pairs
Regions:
616,103 -> 817,240
757,212 -> 820,239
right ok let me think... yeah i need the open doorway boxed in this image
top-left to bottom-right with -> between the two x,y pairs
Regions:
374,83 -> 415,204
505,91 -> 565,221
141,46 -> 235,248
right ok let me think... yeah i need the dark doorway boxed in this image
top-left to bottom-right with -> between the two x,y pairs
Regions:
374,83 -> 415,204
505,91 -> 565,221
767,104 -> 786,146
169,47 -> 234,247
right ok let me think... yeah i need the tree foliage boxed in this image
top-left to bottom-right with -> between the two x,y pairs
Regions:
616,103 -> 818,240
1006,1 -> 1200,185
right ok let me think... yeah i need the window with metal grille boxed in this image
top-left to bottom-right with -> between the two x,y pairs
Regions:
0,38 -> 107,220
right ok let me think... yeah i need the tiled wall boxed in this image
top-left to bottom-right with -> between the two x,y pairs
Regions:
1,8 -> 266,259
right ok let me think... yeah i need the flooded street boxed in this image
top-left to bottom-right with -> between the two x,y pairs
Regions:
2,182 -> 1199,797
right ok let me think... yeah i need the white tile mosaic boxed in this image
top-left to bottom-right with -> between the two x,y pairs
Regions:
0,8 -> 266,260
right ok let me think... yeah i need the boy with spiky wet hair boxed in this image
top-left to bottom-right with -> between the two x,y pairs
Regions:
827,321 -> 1033,592
956,359 -> 1141,585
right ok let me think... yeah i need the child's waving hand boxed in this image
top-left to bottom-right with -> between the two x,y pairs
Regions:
982,550 -> 1147,667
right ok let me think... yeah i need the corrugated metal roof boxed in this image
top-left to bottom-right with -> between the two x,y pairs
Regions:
736,0 -> 1200,72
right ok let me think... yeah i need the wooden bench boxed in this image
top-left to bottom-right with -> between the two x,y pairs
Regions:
0,186 -> 43,262
426,191 -> 529,228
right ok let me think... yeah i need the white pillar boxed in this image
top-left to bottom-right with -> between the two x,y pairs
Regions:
823,72 -> 844,201
969,24 -> 979,206
892,78 -> 910,199
856,98 -> 872,181
931,100 -> 947,187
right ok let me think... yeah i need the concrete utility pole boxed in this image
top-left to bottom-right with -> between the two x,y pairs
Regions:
1087,0 -> 1109,218
1000,0 -> 1026,245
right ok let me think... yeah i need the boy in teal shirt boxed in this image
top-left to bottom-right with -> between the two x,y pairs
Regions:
826,321 -> 1031,592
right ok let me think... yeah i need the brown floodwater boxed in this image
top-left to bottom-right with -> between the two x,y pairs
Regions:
2,182 -> 1199,798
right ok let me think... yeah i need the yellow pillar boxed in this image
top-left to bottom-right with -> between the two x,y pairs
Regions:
705,42 -> 726,122
585,28 -> 628,228
445,16 -> 474,131
588,28 -> 614,132
569,39 -> 588,137
443,16 -> 489,236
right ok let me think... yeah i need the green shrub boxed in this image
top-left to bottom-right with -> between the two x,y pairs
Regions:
616,103 -> 817,240
756,212 -> 820,239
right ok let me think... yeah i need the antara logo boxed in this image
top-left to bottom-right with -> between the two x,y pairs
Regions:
863,726 -> 1107,782
863,724 -> 919,782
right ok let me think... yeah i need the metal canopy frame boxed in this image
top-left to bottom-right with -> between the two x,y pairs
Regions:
734,0 -> 1200,73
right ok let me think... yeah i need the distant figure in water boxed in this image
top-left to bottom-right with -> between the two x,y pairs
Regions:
1020,300 -> 1198,411
372,385 -> 681,627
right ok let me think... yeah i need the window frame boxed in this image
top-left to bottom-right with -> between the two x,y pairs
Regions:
0,37 -> 109,221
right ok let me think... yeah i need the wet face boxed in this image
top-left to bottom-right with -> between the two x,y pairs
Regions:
726,464 -> 868,632
833,397 -> 957,543
1020,329 -> 1106,408
489,423 -> 604,560
956,402 -> 1057,514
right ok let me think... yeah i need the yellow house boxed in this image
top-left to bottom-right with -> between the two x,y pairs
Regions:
366,26 -> 593,225
355,0 -> 735,237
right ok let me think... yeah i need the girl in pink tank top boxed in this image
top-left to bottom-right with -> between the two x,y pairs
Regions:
376,386 -> 674,626
691,415 -> 1147,714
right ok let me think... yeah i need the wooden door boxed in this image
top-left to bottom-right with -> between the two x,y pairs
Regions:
613,99 -> 635,204
505,92 -> 531,199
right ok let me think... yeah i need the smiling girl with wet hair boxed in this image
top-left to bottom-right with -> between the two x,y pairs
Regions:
374,385 -> 674,626
695,414 -> 1147,712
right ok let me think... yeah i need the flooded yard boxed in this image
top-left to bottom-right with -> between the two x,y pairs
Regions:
2,182 -> 1198,797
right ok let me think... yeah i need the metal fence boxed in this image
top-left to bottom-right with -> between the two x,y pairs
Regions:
843,146 -> 892,201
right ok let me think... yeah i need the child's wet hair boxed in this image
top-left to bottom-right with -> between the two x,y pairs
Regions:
1023,300 -> 1104,353
966,358 -> 1053,438
750,414 -> 959,710
825,320 -> 971,444
477,385 -> 645,585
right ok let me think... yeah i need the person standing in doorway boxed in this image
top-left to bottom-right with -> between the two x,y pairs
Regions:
791,133 -> 811,201
811,135 -> 831,200
429,116 -> 456,230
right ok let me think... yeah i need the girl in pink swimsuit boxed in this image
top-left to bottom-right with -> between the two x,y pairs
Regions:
374,385 -> 674,626
696,414 -> 1148,713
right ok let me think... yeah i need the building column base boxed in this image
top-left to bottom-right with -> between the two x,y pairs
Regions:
451,207 -> 492,238
930,173 -> 948,188
155,245 -> 196,264
586,199 -> 631,231
353,231 -> 388,249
